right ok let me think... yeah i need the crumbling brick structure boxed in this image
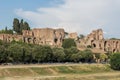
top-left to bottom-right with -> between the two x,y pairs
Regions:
78,29 -> 120,53
0,28 -> 65,47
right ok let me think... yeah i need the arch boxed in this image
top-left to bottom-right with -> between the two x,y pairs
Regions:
54,38 -> 58,43
104,41 -> 107,47
27,38 -> 31,43
92,43 -> 96,48
99,44 -> 102,49
113,49 -> 116,53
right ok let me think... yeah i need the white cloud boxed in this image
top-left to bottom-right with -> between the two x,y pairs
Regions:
15,0 -> 120,37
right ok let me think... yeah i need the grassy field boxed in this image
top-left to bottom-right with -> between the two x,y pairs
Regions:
0,63 -> 120,80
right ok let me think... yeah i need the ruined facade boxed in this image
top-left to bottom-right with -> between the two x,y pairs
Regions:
0,34 -> 23,42
78,29 -> 120,53
22,28 -> 65,46
0,28 -> 65,47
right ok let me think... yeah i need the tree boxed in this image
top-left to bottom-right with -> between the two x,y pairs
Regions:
79,34 -> 85,39
33,45 -> 52,63
71,52 -> 82,62
94,53 -> 108,63
81,49 -> 93,62
23,22 -> 30,30
13,18 -> 30,34
20,20 -> 30,32
5,26 -> 7,31
22,44 -> 33,64
7,43 -> 23,63
52,47 -> 65,62
20,19 -> 24,34
94,53 -> 100,63
62,38 -> 76,49
110,53 -> 120,70
13,18 -> 20,34
0,45 -> 8,63
99,53 -> 108,63
64,47 -> 79,62
0,27 -> 13,34
42,45 -> 53,62
7,29 -> 13,34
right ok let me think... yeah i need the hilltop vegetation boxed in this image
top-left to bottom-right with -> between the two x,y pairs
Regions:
13,18 -> 30,34
0,18 -> 30,34
0,38 -> 108,64
0,27 -> 13,34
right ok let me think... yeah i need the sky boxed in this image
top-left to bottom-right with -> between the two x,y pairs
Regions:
0,0 -> 120,38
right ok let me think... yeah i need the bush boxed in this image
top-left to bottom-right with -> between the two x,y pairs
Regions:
62,38 -> 76,48
87,45 -> 92,48
52,47 -> 65,62
64,47 -> 79,62
110,53 -> 120,70
81,49 -> 93,62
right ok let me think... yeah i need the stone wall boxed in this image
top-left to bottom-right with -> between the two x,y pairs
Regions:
0,34 -> 23,42
78,29 -> 120,53
0,28 -> 65,47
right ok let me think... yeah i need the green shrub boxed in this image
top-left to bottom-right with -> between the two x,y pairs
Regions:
110,53 -> 120,70
62,38 -> 76,48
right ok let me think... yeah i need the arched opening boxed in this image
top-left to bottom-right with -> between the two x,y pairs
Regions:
113,49 -> 116,53
92,43 -> 96,48
28,38 -> 31,43
33,38 -> 36,44
54,38 -> 58,43
104,41 -> 107,47
116,41 -> 119,48
99,44 -> 102,49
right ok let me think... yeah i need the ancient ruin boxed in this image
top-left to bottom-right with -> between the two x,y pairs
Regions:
77,29 -> 120,53
0,28 -> 65,47
22,28 -> 65,47
0,28 -> 120,53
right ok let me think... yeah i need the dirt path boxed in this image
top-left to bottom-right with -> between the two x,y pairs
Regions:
1,72 -> 120,80
0,63 -> 83,68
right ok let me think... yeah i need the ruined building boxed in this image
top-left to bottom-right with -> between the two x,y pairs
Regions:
0,28 -> 120,53
22,28 -> 65,47
0,28 -> 65,47
77,29 -> 120,53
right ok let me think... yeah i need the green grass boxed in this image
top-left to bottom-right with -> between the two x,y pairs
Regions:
50,64 -> 112,74
0,64 -> 113,76
30,67 -> 53,75
2,68 -> 34,77
0,64 -> 119,80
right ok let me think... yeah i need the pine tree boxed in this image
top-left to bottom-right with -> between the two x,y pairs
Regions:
13,18 -> 20,34
23,22 -> 30,30
20,19 -> 24,34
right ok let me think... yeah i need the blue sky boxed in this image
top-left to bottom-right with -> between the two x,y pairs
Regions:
0,0 -> 63,29
0,0 -> 120,38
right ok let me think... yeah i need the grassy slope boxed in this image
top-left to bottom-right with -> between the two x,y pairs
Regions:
0,64 -> 120,80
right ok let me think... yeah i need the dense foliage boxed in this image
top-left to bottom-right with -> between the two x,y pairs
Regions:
0,18 -> 30,35
62,38 -> 76,48
0,27 -> 13,34
110,53 -> 120,70
0,40 -> 101,64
